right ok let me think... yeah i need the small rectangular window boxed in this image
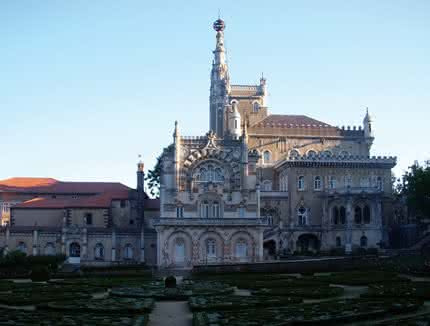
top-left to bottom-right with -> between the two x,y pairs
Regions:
84,213 -> 93,225
120,200 -> 126,208
176,207 -> 184,218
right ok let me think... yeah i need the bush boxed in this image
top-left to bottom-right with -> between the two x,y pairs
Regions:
0,250 -> 28,268
28,255 -> 66,272
165,275 -> 177,288
330,248 -> 345,256
30,265 -> 51,282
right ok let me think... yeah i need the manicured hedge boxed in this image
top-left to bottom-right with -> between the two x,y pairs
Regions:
193,298 -> 423,326
189,295 -> 302,312
0,308 -> 148,326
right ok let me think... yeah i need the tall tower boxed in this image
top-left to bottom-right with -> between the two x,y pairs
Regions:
209,18 -> 230,137
363,108 -> 374,150
137,157 -> 145,223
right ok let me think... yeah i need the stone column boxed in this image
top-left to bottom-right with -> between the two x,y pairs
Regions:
256,184 -> 261,218
111,229 -> 116,262
345,197 -> 353,254
4,226 -> 10,254
32,229 -> 38,256
140,227 -> 145,263
61,227 -> 66,255
82,228 -> 88,260
258,230 -> 264,261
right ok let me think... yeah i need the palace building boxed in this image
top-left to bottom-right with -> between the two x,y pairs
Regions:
0,19 -> 396,268
153,18 -> 396,267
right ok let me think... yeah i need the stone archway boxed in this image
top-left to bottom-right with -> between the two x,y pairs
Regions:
68,242 -> 81,264
263,240 -> 276,259
296,234 -> 320,254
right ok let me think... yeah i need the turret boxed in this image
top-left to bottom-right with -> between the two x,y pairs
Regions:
209,18 -> 230,137
363,107 -> 374,149
137,156 -> 145,223
173,121 -> 181,192
228,101 -> 241,139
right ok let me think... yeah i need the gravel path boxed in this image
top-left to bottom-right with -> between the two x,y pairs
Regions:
149,301 -> 192,326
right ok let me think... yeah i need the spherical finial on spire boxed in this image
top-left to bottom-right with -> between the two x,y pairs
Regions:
213,18 -> 225,32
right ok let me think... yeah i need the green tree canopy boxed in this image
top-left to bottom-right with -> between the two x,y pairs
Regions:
402,161 -> 430,220
145,154 -> 161,198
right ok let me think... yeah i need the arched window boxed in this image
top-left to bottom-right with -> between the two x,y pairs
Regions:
376,177 -> 383,191
298,176 -> 305,191
212,201 -> 220,218
333,206 -> 339,225
195,163 -> 224,183
344,175 -> 353,188
94,243 -> 104,260
314,176 -> 322,190
176,206 -> 184,218
363,205 -> 371,224
322,150 -> 332,158
262,180 -> 272,192
174,238 -> 185,264
336,236 -> 342,247
289,149 -> 300,159
253,102 -> 260,112
329,176 -> 336,189
124,244 -> 134,260
201,201 -> 210,218
340,151 -> 349,158
206,239 -> 216,259
307,150 -> 317,158
235,239 -> 248,260
360,236 -> 368,247
69,242 -> 80,258
340,206 -> 346,224
297,206 -> 307,225
44,242 -> 56,256
263,150 -> 271,164
279,174 -> 288,192
354,206 -> 362,224
17,241 -> 27,254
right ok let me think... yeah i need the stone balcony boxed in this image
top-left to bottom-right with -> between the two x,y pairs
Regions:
260,191 -> 288,198
325,187 -> 383,196
152,217 -> 269,227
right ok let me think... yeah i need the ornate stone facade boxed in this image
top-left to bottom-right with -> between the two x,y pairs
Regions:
154,18 -> 396,266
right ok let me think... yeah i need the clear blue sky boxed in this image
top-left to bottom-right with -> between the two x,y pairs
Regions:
1,0 -> 429,188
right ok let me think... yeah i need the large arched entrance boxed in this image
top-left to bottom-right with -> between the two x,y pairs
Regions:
263,240 -> 276,260
296,234 -> 320,254
68,242 -> 81,264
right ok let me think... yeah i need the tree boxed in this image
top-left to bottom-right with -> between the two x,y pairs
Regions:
145,154 -> 162,198
402,161 -> 430,221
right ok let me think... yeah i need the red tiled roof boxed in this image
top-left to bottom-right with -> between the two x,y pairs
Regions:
13,190 -> 131,209
254,114 -> 332,127
0,177 -> 130,194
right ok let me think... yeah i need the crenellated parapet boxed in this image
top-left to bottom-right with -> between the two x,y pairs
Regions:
275,153 -> 397,169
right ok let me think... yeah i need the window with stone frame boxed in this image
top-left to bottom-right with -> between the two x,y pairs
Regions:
340,206 -> 346,224
307,150 -> 317,158
84,213 -> 93,225
176,206 -> 184,218
253,101 -> 260,112
314,176 -> 322,191
333,206 -> 339,224
279,173 -> 288,192
206,239 -> 216,259
289,149 -> 300,159
297,176 -> 305,191
344,175 -> 353,188
263,150 -> 271,164
360,236 -> 368,247
354,206 -> 362,224
194,163 -> 224,183
124,244 -> 134,260
94,243 -> 104,260
297,206 -> 308,225
336,236 -> 342,247
363,205 -> 371,224
376,176 -> 383,191
329,176 -> 336,189
262,180 -> 272,191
